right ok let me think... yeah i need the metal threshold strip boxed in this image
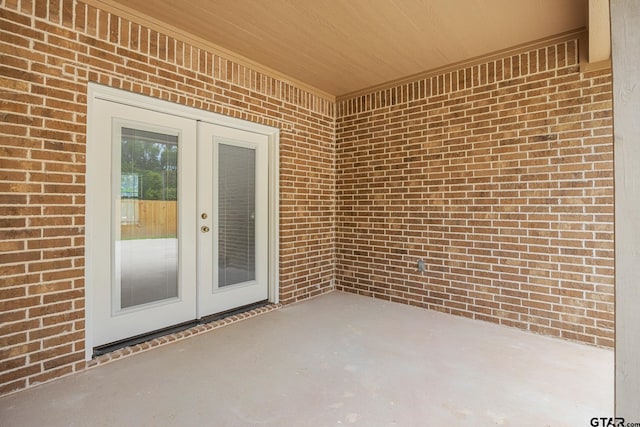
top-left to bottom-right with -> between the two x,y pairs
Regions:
92,300 -> 269,357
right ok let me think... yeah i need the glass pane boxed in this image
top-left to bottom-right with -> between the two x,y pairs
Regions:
218,143 -> 256,287
117,127 -> 179,309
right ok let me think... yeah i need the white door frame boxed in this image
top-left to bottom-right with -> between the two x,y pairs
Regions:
86,83 -> 280,360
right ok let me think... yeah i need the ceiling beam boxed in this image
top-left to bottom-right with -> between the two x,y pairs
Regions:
584,0 -> 611,70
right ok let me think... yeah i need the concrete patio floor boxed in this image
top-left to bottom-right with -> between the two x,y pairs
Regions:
0,291 -> 613,426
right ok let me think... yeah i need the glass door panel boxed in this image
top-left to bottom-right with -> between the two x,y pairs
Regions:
117,128 -> 179,309
218,143 -> 256,288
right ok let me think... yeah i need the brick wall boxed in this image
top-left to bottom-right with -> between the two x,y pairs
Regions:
0,0 -> 615,398
0,0 -> 335,394
336,39 -> 614,348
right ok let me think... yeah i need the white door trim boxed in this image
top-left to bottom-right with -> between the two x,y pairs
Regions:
86,83 -> 280,360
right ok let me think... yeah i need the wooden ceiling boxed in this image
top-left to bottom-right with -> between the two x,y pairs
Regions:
90,0 -> 588,97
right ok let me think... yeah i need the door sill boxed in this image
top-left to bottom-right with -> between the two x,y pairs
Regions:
92,300 -> 269,357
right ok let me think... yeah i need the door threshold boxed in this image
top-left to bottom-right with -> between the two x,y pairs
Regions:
92,300 -> 270,358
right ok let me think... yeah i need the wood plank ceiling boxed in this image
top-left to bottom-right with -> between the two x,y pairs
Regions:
90,0 -> 587,97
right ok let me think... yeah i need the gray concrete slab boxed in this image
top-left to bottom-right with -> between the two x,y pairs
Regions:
0,292 -> 612,426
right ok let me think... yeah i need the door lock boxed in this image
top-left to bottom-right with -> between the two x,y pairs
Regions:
201,213 -> 208,220
201,226 -> 210,233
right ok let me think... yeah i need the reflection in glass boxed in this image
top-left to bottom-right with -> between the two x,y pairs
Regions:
218,144 -> 256,287
117,127 -> 179,309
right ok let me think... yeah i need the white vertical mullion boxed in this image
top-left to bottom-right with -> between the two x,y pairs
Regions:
111,121 -> 123,316
212,138 -> 220,294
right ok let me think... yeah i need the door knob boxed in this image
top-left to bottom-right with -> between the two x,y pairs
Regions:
201,226 -> 210,233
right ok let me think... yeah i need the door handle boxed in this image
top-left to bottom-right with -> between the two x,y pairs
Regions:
201,226 -> 210,233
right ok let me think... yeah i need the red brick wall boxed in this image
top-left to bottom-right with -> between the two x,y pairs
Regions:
336,39 -> 614,348
0,0 -> 334,394
0,0 -> 615,398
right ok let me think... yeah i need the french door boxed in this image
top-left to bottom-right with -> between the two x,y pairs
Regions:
89,96 -> 271,348
197,122 -> 268,315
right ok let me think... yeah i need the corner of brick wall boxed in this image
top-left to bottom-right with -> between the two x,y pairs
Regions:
335,38 -> 614,348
